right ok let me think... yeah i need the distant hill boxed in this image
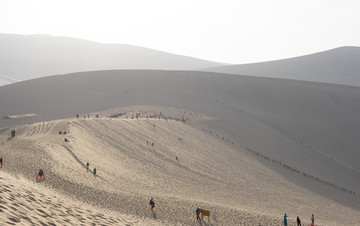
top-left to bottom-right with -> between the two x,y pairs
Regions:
0,33 -> 226,84
202,46 -> 360,86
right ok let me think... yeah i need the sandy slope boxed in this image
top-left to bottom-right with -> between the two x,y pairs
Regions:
1,108 -> 359,225
0,171 -> 162,225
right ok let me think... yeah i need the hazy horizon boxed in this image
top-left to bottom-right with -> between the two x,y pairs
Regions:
1,0 -> 359,64
1,33 -> 359,88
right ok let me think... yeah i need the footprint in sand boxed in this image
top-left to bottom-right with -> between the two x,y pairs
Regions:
0,204 -> 8,210
21,215 -> 34,224
0,188 -> 11,193
11,202 -> 20,207
28,196 -> 36,202
36,208 -> 50,217
8,217 -> 20,223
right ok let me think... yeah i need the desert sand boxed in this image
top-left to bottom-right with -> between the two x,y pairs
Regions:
0,170 -> 162,225
1,107 -> 359,225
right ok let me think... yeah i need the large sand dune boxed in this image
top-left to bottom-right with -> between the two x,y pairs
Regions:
203,46 -> 360,87
1,111 -> 360,225
0,70 -> 359,198
0,33 -> 225,84
1,69 -> 360,224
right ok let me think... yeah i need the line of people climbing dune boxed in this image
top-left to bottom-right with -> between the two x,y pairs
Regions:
75,109 -> 196,123
201,125 -> 356,196
244,146 -> 356,196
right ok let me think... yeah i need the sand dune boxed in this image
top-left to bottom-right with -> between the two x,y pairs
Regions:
1,109 -> 359,225
1,70 -> 359,200
0,33 -> 225,84
203,46 -> 360,87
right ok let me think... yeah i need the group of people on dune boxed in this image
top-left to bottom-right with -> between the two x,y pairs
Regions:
284,213 -> 315,226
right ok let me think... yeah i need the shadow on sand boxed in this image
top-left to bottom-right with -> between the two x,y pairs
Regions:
197,220 -> 212,226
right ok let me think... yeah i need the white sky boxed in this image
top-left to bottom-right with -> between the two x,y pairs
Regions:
0,0 -> 359,64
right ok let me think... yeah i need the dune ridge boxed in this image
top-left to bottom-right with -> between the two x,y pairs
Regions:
0,33 -> 226,84
203,46 -> 360,87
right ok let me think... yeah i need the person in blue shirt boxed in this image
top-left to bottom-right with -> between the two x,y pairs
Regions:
149,198 -> 155,211
284,213 -> 288,226
196,207 -> 202,221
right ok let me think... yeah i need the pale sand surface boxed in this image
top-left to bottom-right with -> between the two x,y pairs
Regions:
1,107 -> 359,225
0,171 -> 163,226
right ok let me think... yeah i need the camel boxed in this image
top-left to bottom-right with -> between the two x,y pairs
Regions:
201,210 -> 210,222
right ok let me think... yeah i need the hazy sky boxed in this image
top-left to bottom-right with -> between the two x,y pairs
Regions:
0,0 -> 359,64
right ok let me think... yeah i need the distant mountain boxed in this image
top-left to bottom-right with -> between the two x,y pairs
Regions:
0,33 -> 226,84
202,46 -> 360,87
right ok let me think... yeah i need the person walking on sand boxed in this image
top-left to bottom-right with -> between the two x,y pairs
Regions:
196,207 -> 202,221
149,198 -> 155,211
86,162 -> 89,172
37,169 -> 44,179
0,157 -> 3,167
11,130 -> 15,137
311,214 -> 314,225
297,216 -> 301,226
283,214 -> 288,226
93,167 -> 96,175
